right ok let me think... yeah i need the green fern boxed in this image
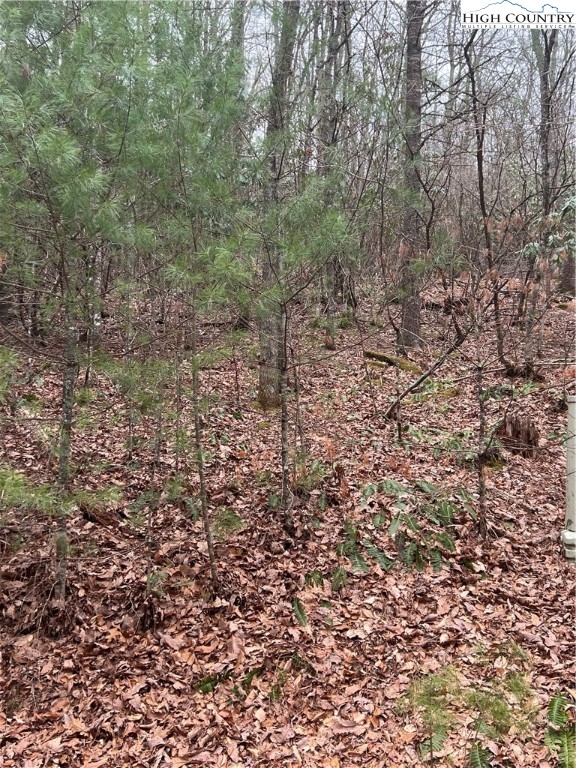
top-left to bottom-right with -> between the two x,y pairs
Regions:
435,531 -> 456,552
304,570 -> 324,587
557,731 -> 576,768
388,513 -> 403,537
549,694 -> 569,729
380,479 -> 409,495
412,544 -> 426,571
545,692 -> 576,768
330,566 -> 347,591
338,521 -> 369,572
414,479 -> 440,498
545,730 -> 576,768
468,741 -> 492,768
429,547 -> 444,572
292,597 -> 308,627
349,548 -> 369,573
362,540 -> 394,571
418,727 -> 447,760
430,500 -> 456,525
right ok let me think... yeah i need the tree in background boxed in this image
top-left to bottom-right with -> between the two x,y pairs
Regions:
398,0 -> 425,352
257,0 -> 300,410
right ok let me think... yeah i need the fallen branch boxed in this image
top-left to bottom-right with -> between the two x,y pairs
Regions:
364,350 -> 422,374
383,329 -> 472,420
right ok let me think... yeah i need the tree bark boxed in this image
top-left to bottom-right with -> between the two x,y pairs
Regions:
317,1 -> 350,312
532,30 -> 556,222
190,301 -> 218,591
279,302 -> 293,531
398,0 -> 425,352
464,32 -> 514,373
55,319 -> 78,602
0,255 -> 13,325
258,0 -> 300,409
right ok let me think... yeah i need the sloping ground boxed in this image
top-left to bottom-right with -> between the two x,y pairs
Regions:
0,305 -> 574,767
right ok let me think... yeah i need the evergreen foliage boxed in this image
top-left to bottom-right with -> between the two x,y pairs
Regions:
545,693 -> 576,768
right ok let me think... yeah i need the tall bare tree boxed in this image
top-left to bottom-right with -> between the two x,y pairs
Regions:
398,0 -> 425,352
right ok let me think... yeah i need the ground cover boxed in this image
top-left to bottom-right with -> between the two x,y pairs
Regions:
0,303 -> 574,768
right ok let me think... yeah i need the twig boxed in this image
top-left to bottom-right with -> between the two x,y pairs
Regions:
383,329 -> 471,420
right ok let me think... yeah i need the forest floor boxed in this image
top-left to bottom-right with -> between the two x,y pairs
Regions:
0,298 -> 575,768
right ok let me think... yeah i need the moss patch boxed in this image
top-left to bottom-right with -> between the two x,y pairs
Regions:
364,350 -> 422,374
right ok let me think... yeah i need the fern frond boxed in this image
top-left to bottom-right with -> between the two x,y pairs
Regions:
349,548 -> 369,573
469,741 -> 492,768
414,479 -> 440,497
380,479 -> 409,495
430,726 -> 447,751
292,597 -> 308,627
362,540 -> 394,571
557,729 -> 576,768
388,514 -> 402,537
436,531 -> 456,552
548,693 -> 569,729
430,547 -> 444,572
418,727 -> 447,759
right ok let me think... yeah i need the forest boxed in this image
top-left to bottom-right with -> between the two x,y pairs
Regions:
0,1 -> 575,766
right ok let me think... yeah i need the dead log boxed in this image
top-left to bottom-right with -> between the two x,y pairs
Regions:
364,350 -> 422,374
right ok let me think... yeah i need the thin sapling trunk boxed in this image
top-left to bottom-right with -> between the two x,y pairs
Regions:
190,304 -> 218,591
280,302 -> 293,531
55,321 -> 77,602
475,361 -> 488,540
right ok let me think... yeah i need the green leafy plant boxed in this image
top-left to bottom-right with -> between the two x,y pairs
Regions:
432,429 -> 476,463
464,689 -> 512,739
0,466 -> 59,515
147,569 -> 167,595
330,566 -> 348,592
293,451 -> 328,495
362,539 -> 395,571
408,667 -> 458,762
468,741 -> 492,768
127,490 -> 160,527
212,507 -> 244,541
195,668 -> 232,694
407,377 -> 461,404
305,570 -> 324,587
292,597 -> 308,627
403,661 -> 537,766
389,509 -> 455,572
0,347 -> 19,405
545,692 -> 575,768
337,520 -> 369,573
369,478 -> 465,571
337,519 -> 395,574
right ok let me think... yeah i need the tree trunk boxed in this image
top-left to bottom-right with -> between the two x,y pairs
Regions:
279,302 -> 293,531
190,301 -> 218,591
559,255 -> 575,295
475,363 -> 488,539
464,32 -> 514,373
398,0 -> 424,352
55,320 -> 77,602
258,0 -> 300,410
532,30 -> 556,223
0,255 -> 13,325
83,244 -> 103,386
317,1 -> 350,313
521,32 -> 558,366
